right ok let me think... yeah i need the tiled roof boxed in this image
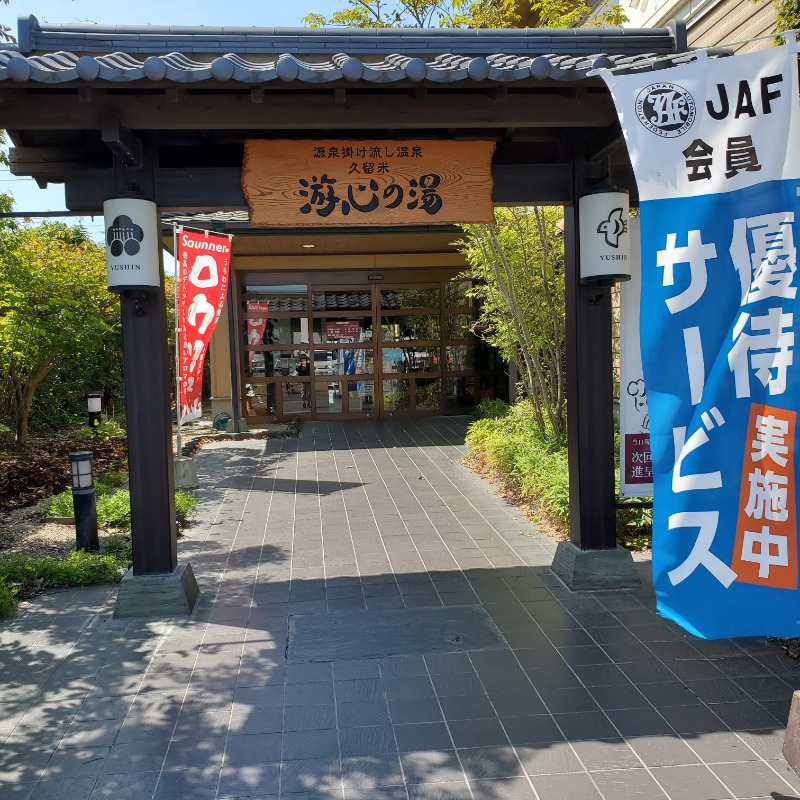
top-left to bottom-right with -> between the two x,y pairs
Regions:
0,14 -> 685,85
0,49 -> 666,84
16,14 -> 685,56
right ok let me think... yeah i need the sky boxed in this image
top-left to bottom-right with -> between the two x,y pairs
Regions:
1,0 -> 346,249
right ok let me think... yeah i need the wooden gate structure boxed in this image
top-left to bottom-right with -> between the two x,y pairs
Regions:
0,15 -> 689,608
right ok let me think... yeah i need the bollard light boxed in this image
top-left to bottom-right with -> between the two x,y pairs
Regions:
70,451 -> 94,489
70,451 -> 99,551
87,393 -> 102,430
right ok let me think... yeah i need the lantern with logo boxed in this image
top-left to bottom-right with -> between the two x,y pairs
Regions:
103,198 -> 161,298
578,188 -> 632,285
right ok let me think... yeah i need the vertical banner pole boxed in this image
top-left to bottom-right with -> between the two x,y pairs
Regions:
227,266 -> 242,435
173,224 -> 182,458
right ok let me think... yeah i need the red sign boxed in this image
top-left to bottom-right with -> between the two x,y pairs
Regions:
732,404 -> 797,590
178,229 -> 232,422
624,434 -> 653,484
246,301 -> 269,366
326,321 -> 361,341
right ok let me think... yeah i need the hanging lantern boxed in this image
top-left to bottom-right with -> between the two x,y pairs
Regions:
104,197 -> 160,291
578,189 -> 632,285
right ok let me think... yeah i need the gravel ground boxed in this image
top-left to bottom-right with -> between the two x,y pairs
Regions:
0,502 -> 128,559
0,418 -> 295,560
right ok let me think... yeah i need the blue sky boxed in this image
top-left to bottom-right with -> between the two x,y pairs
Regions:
2,0 -> 346,244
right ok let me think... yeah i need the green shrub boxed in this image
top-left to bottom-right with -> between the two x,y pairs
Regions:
174,490 -> 198,527
45,466 -> 129,518
467,399 -> 570,526
94,419 -> 125,442
100,534 -> 132,561
472,397 -> 510,421
0,580 -> 15,617
0,550 -> 125,599
467,399 -> 651,548
75,419 -> 126,442
47,485 -> 195,533
46,490 -> 74,517
95,469 -> 126,494
97,490 -> 132,529
0,538 -> 132,617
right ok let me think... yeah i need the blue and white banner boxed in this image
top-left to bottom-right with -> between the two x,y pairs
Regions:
620,219 -> 654,498
602,43 -> 800,638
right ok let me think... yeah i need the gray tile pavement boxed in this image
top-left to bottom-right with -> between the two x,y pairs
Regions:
1,417 -> 799,799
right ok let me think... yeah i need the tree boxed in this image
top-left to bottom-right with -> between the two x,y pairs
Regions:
458,208 -> 566,435
0,220 -> 119,446
302,0 -> 626,28
302,0 -> 521,28
775,0 -> 800,36
1,0 -> 13,44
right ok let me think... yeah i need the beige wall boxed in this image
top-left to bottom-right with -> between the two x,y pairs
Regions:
230,252 -> 467,272
688,0 -> 777,53
209,298 -> 233,417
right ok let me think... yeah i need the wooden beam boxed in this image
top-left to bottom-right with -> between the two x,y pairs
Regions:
0,90 -> 617,132
102,115 -> 143,168
9,146 -> 99,179
61,163 -> 598,212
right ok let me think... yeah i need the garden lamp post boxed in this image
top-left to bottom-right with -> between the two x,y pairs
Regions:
87,393 -> 102,430
70,450 -> 98,552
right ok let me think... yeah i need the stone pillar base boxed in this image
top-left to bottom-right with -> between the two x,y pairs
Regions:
113,563 -> 200,618
551,541 -> 641,591
226,418 -> 249,433
784,691 -> 800,776
174,456 -> 199,489
211,395 -> 233,418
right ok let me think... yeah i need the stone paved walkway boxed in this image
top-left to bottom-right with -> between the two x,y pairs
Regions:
1,418 -> 800,800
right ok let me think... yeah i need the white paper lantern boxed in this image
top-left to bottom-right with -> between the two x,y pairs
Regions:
578,189 -> 632,285
104,198 -> 160,291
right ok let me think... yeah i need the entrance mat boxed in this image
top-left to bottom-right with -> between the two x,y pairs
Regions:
288,605 -> 505,662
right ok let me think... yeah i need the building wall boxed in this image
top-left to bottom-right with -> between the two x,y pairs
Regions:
688,0 -> 777,53
586,0 -> 777,51
209,299 -> 234,418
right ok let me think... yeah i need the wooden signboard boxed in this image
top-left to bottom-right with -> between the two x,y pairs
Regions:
242,139 -> 495,227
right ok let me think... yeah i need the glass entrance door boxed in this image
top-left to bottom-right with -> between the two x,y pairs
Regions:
378,286 -> 442,416
240,275 -> 507,422
311,287 -> 376,419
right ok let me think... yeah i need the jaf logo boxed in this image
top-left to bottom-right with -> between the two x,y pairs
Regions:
635,83 -> 696,138
597,207 -> 627,247
106,215 -> 144,257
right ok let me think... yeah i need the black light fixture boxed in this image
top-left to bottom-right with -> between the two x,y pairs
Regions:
87,393 -> 102,430
69,450 -> 98,552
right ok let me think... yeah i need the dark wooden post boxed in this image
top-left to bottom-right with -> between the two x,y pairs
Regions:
551,144 -> 639,589
106,140 -> 199,615
563,205 -> 617,551
120,282 -> 178,575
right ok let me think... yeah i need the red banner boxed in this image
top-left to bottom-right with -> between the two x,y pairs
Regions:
246,301 -> 269,367
178,229 -> 232,422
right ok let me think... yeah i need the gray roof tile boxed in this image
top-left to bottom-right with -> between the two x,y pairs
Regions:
6,13 -> 688,85
17,13 -> 683,57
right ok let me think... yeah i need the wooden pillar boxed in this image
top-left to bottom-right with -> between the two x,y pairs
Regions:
107,141 -> 179,577
563,204 -> 617,550
120,282 -> 178,575
552,145 -> 639,589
